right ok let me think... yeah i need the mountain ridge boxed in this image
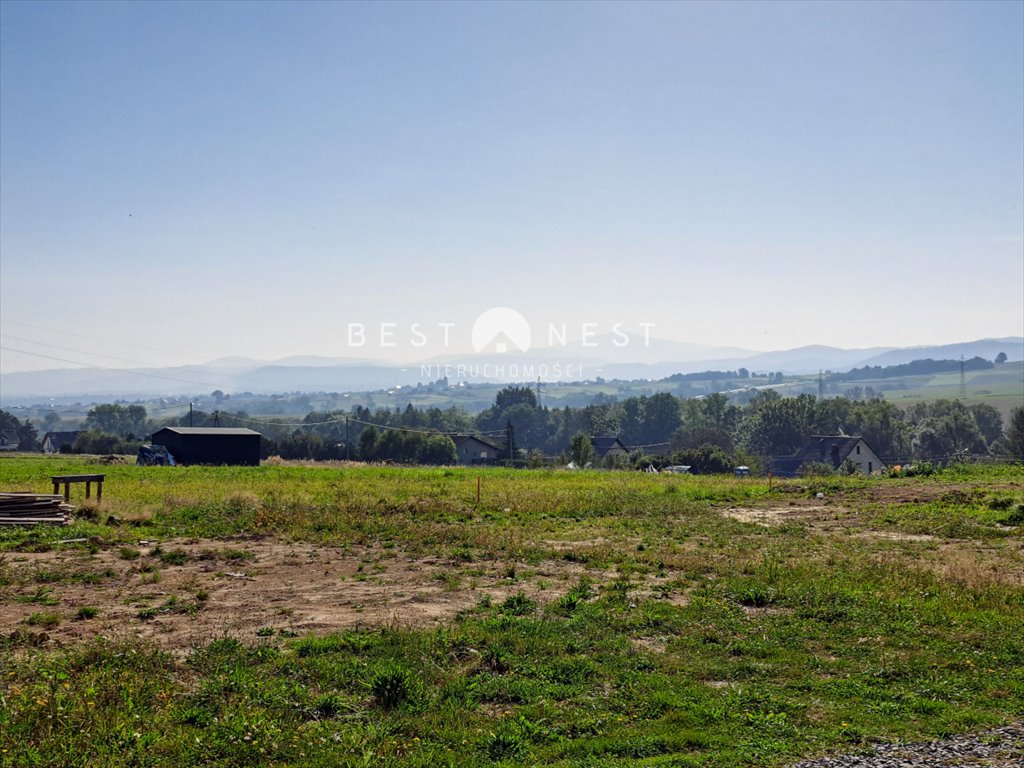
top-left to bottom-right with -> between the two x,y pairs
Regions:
1,337 -> 1020,401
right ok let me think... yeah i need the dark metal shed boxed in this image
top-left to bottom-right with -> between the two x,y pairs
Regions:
150,427 -> 261,466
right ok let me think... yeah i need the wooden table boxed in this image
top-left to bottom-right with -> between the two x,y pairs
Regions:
51,474 -> 105,502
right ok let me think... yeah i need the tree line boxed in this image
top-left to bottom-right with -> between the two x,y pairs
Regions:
830,356 -> 994,382
3,388 -> 1021,468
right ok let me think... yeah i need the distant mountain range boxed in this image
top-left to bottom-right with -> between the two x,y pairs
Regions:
1,337 -> 1021,402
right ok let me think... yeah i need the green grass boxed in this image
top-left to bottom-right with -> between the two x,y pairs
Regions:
0,457 -> 787,559
1,460 -> 1019,585
2,566 -> 1021,766
1,456 -> 1022,766
25,611 -> 62,627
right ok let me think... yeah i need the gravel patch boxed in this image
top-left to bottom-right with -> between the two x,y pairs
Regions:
790,724 -> 1023,767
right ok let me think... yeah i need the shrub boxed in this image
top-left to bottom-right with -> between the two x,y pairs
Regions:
799,461 -> 835,477
70,430 -> 142,455
987,497 -> 1015,511
898,462 -> 935,477
670,444 -> 736,474
1000,503 -> 1024,527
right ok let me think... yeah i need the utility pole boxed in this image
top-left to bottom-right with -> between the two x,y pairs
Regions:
506,419 -> 515,462
346,416 -> 351,460
189,402 -> 193,427
959,355 -> 967,399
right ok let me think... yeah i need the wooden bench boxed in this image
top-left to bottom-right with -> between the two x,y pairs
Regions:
51,474 -> 105,502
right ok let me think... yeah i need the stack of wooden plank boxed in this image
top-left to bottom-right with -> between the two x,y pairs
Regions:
0,493 -> 73,526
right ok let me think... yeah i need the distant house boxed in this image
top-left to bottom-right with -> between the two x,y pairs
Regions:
451,434 -> 502,466
0,433 -> 19,451
591,436 -> 629,460
41,431 -> 83,454
771,435 -> 885,477
151,427 -> 261,466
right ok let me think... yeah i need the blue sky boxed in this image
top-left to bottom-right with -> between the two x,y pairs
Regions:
1,0 -> 1022,372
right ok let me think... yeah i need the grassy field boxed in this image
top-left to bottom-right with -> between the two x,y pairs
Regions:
875,361 -> 1024,421
1,455 -> 1022,767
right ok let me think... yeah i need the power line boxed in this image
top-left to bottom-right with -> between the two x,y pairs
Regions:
0,346 -> 227,389
2,333 -> 173,370
0,318 -> 205,364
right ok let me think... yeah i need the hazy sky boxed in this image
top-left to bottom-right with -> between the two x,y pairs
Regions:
1,0 -> 1022,373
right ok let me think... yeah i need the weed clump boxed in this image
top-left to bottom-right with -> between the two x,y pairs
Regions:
26,612 -> 61,627
368,663 -> 421,711
732,584 -> 777,608
157,549 -> 188,566
501,592 -> 536,616
555,577 -> 593,615
483,642 -> 511,673
486,728 -> 527,761
312,693 -> 348,718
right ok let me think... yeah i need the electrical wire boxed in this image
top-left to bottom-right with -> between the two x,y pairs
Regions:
1,333 -> 177,370
0,346 -> 227,389
0,318 -> 208,363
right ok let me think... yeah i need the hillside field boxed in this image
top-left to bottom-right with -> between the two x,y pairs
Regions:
1,456 -> 1022,767
875,361 -> 1024,422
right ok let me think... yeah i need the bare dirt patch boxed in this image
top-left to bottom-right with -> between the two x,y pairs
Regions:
1,537 -> 671,654
859,480 -> 1024,505
720,504 -> 834,527
631,635 -> 669,654
850,530 -> 938,542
